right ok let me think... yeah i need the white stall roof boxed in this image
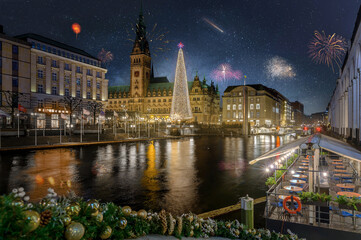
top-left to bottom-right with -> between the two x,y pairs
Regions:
249,136 -> 309,165
319,134 -> 361,162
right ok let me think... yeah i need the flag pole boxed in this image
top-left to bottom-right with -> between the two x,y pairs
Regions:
60,118 -> 62,143
80,110 -> 83,143
35,114 -> 37,146
17,109 -> 20,138
98,115 -> 100,141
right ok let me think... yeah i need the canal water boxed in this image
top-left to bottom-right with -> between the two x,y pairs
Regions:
0,135 -> 293,227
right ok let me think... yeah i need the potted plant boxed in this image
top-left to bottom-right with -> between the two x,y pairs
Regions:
298,192 -> 330,206
266,177 -> 276,188
336,196 -> 361,211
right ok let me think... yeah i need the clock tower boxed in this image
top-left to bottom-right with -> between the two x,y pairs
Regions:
130,6 -> 151,98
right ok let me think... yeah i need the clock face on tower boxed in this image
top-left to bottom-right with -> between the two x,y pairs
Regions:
134,71 -> 139,77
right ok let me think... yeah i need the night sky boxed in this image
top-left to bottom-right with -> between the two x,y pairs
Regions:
1,0 -> 360,114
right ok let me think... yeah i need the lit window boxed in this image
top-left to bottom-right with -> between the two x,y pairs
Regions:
227,104 -> 230,110
238,104 -> 242,110
256,104 -> 260,109
233,104 -> 236,110
51,114 -> 59,128
250,104 -> 254,110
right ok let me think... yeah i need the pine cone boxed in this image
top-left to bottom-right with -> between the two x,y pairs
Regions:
159,209 -> 167,235
40,209 -> 52,226
168,213 -> 174,235
176,216 -> 183,236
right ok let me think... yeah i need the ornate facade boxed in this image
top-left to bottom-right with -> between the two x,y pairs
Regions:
328,5 -> 361,141
107,9 -> 220,124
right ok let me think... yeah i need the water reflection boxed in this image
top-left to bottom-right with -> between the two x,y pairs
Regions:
142,141 -> 160,207
0,135 -> 293,217
7,149 -> 78,200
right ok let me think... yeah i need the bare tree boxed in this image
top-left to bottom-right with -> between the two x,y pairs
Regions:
87,101 -> 104,125
60,96 -> 82,126
1,90 -> 29,127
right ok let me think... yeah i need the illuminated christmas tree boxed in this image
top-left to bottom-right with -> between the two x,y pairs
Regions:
170,43 -> 193,121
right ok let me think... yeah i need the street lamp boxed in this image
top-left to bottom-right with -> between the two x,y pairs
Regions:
31,113 -> 38,146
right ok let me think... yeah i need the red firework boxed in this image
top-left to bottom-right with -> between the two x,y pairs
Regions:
211,64 -> 242,82
308,30 -> 347,72
98,48 -> 114,66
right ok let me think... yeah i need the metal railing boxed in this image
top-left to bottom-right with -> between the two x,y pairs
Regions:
265,191 -> 361,233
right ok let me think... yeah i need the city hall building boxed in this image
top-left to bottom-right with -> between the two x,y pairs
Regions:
106,9 -> 220,124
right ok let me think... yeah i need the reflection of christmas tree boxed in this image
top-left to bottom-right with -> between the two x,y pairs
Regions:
170,43 -> 192,120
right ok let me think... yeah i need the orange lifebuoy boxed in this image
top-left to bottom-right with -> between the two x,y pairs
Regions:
283,196 -> 302,214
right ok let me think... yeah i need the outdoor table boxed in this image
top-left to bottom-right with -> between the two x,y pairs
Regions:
334,169 -> 348,173
299,166 -> 308,170
283,185 -> 303,192
296,170 -> 306,174
301,160 -> 309,162
301,163 -> 309,166
332,160 -> 343,162
290,179 -> 306,185
293,174 -> 307,179
332,162 -> 343,165
335,165 -> 346,169
336,183 -> 355,190
334,173 -> 352,178
337,191 -> 361,198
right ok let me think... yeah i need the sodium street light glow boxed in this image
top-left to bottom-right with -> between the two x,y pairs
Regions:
266,168 -> 270,172
291,170 -> 295,174
322,172 -> 328,177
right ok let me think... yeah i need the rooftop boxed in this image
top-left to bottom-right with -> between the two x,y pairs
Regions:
15,33 -> 98,60
223,84 -> 289,102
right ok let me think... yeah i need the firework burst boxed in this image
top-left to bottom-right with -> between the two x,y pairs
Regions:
98,48 -> 114,67
211,64 -> 242,82
308,30 -> 347,72
266,56 -> 296,79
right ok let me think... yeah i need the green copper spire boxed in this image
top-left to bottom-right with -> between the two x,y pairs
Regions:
132,0 -> 150,55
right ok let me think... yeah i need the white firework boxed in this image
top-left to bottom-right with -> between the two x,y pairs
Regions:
266,56 -> 296,79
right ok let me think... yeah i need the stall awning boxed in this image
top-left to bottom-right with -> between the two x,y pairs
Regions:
319,134 -> 361,162
249,136 -> 309,165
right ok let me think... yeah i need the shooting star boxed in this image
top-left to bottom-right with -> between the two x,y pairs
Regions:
203,18 -> 224,33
